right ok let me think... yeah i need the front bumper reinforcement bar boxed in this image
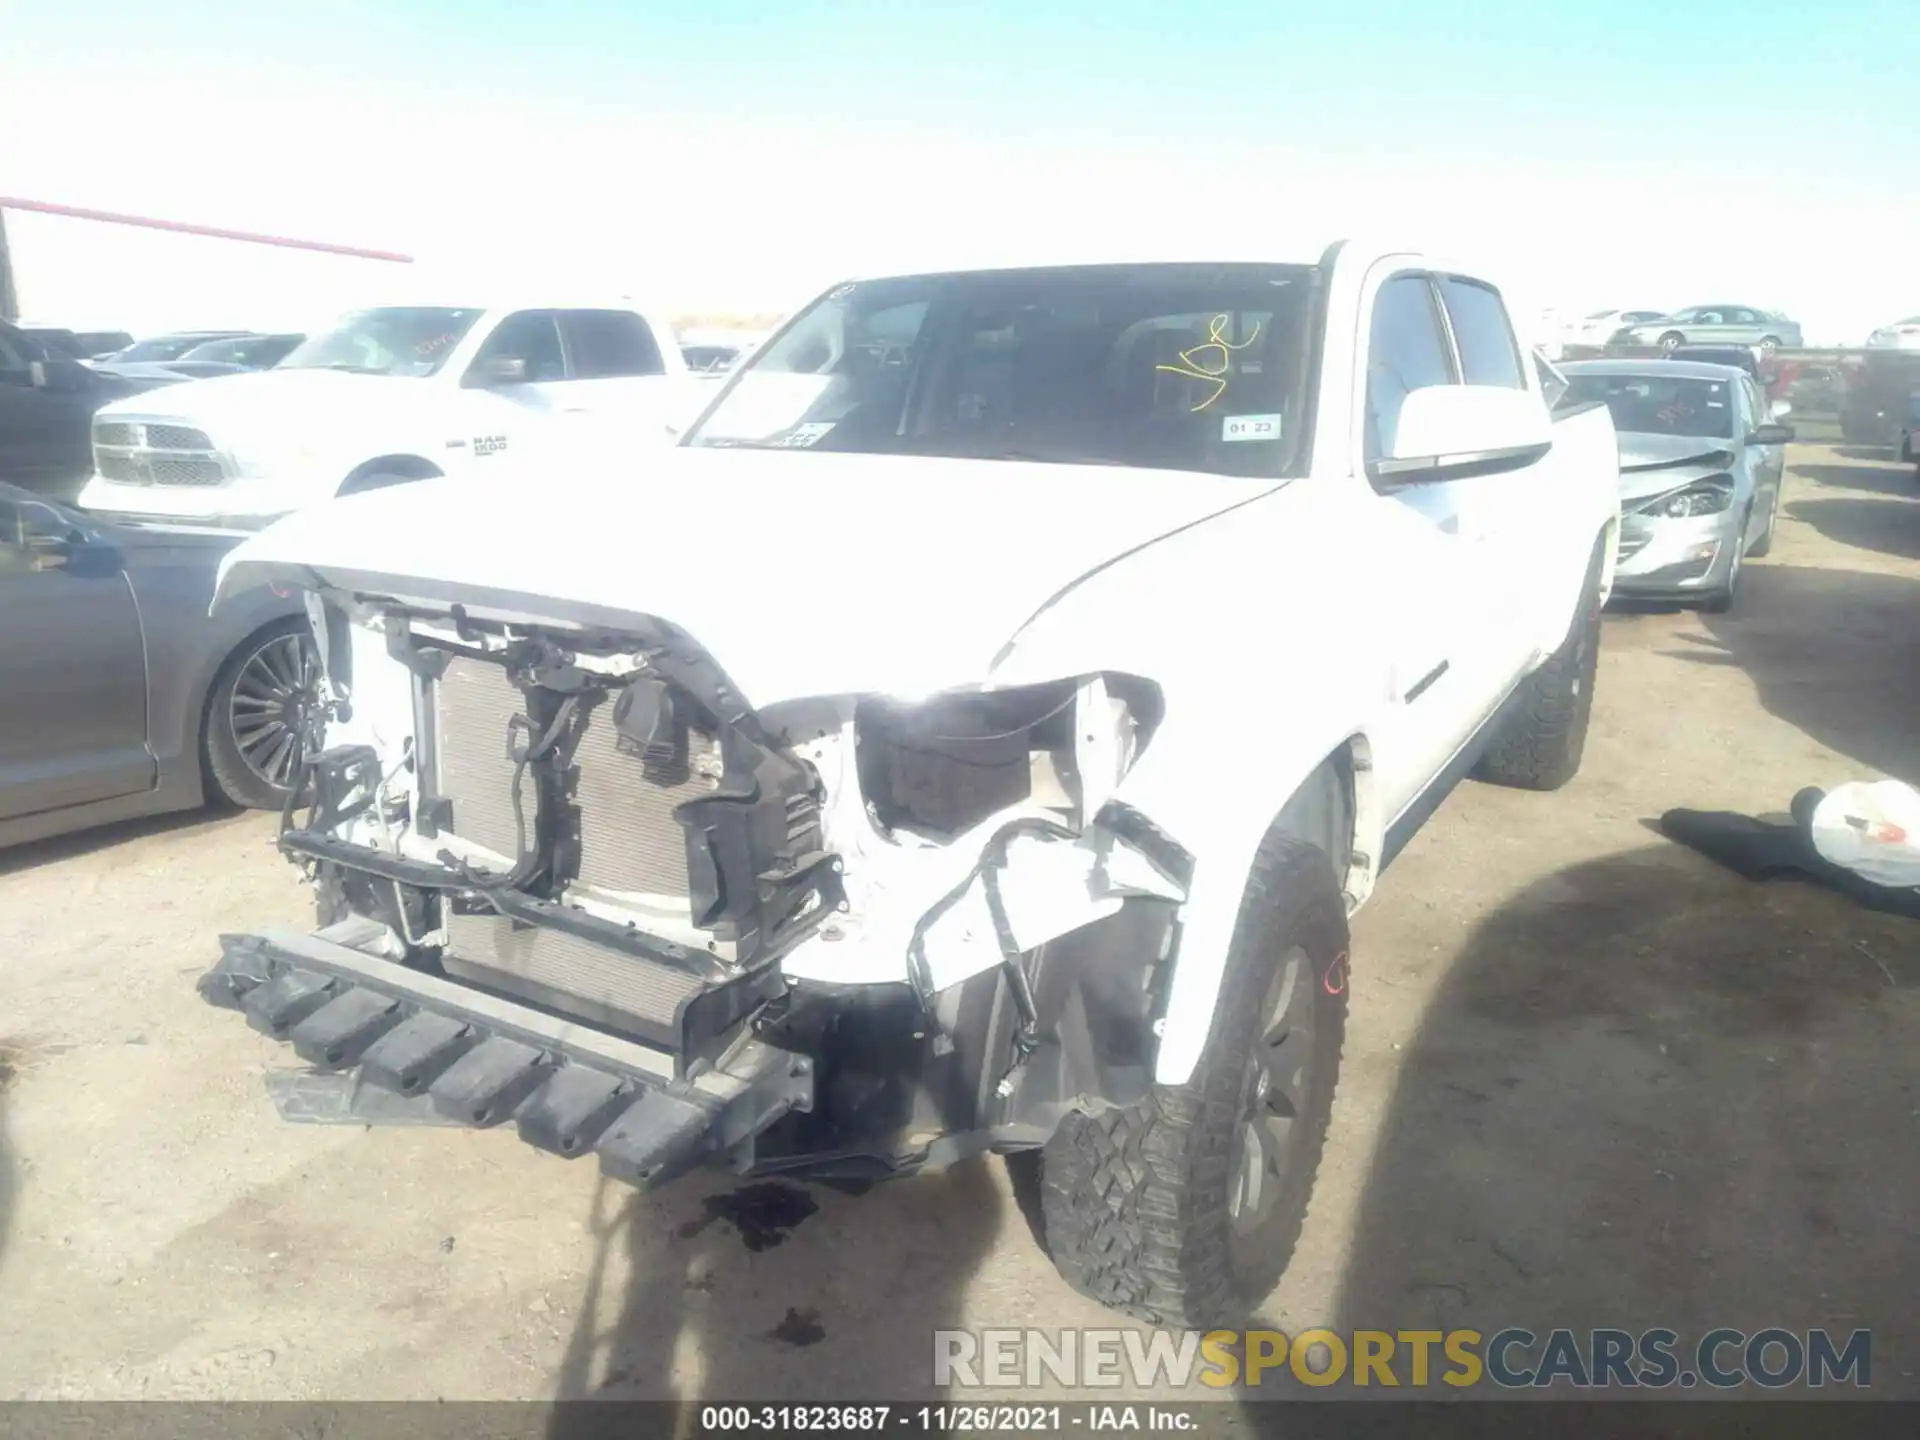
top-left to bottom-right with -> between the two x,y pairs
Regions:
198,924 -> 813,1188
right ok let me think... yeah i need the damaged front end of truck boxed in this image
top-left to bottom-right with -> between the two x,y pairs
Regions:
199,587 -> 1193,1191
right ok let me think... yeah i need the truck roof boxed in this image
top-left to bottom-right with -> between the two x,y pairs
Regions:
806,240 -> 1510,293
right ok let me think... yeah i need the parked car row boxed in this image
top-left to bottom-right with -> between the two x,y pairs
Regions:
88,331 -> 308,386
19,326 -> 137,361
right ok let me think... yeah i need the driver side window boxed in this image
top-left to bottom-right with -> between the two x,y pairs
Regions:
1364,274 -> 1455,463
467,311 -> 567,383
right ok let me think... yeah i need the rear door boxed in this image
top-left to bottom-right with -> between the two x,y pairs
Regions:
1726,307 -> 1768,347
555,309 -> 683,445
1689,307 -> 1736,345
1430,275 -> 1561,672
0,494 -> 153,820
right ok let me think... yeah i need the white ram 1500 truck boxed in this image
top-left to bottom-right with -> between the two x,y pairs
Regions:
198,244 -> 1620,1326
75,301 -> 694,530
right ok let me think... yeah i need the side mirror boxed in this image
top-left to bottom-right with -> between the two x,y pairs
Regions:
1748,422 -> 1795,446
1370,385 -> 1554,488
26,531 -> 75,571
463,356 -> 530,388
29,357 -> 90,392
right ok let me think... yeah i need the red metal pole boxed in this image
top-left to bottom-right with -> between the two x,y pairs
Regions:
0,196 -> 413,263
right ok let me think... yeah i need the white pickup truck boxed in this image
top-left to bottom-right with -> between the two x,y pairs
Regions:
198,244 -> 1620,1327
75,300 -> 695,529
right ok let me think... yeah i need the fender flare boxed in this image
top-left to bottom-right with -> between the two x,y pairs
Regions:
1150,737 -> 1369,1086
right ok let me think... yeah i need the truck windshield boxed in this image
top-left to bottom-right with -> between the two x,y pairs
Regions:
1564,373 -> 1735,439
280,308 -> 483,377
684,263 -> 1321,478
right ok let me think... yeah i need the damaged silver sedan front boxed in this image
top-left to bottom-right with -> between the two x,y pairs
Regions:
1560,358 -> 1793,612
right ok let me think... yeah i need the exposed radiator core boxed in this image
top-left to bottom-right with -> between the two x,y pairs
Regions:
432,656 -> 720,898
434,658 -> 527,862
441,910 -> 704,1036
573,700 -> 721,900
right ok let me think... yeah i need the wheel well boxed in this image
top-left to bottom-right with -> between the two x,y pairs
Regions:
197,615 -> 310,787
1271,741 -> 1368,907
339,455 -> 442,494
1598,517 -> 1620,604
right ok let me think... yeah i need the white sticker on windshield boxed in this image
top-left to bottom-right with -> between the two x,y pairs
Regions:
1222,413 -> 1283,443
775,422 -> 837,448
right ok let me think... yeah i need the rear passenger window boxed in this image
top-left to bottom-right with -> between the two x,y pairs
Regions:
1439,277 -> 1525,389
1365,275 -> 1454,462
563,310 -> 667,378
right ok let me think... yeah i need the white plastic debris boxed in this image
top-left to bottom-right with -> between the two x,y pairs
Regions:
1808,781 -> 1920,889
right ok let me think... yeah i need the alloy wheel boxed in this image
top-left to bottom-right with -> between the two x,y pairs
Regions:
228,633 -> 318,792
1229,945 -> 1318,1254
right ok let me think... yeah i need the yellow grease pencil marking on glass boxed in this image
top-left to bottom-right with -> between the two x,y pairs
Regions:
1155,313 -> 1262,412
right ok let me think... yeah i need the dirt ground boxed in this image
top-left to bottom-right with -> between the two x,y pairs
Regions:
2,442 -> 1916,1402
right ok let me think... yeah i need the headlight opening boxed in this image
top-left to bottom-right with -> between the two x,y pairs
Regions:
853,675 -> 1157,840
1639,474 -> 1735,519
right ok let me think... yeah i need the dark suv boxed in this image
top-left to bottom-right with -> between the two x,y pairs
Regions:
0,321 -> 153,502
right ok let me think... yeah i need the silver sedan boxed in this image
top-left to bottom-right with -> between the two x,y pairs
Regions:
0,483 -> 313,848
1560,360 -> 1794,612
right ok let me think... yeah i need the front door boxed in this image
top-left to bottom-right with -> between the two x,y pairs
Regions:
1358,271 -> 1520,824
0,497 -> 153,820
453,310 -> 579,474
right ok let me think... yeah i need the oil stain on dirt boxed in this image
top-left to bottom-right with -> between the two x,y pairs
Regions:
768,1306 -> 827,1347
674,1182 -> 820,1253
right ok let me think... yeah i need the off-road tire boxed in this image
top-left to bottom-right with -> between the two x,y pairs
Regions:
1030,834 -> 1349,1328
1473,538 -> 1604,791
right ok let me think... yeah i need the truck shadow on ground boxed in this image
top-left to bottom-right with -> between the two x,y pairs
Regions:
1786,462 -> 1912,498
1657,562 -> 1920,782
1331,843 -> 1918,1395
546,1159 -> 1004,1421
1783,496 -> 1920,563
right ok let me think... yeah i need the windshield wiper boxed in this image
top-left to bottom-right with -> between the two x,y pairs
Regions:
978,450 -> 1134,467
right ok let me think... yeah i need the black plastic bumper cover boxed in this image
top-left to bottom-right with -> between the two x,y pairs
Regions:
199,926 -> 812,1187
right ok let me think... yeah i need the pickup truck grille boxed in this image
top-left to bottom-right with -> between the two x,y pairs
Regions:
92,419 -> 231,487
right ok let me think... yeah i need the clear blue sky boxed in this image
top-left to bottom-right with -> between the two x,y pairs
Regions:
5,0 -> 1916,336
14,0 -> 1914,167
